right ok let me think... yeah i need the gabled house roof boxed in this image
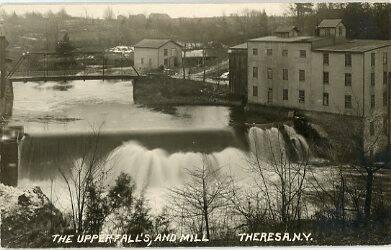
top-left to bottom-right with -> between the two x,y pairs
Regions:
230,42 -> 247,50
134,39 -> 182,49
274,25 -> 299,33
318,19 -> 343,28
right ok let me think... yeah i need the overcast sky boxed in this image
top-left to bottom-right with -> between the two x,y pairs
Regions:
1,2 -> 291,18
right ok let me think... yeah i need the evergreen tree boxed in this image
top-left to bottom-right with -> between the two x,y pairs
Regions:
108,172 -> 136,210
153,207 -> 174,235
125,196 -> 153,235
83,183 -> 109,234
55,32 -> 76,70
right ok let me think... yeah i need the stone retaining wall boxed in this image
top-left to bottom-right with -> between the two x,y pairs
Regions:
246,103 -> 371,163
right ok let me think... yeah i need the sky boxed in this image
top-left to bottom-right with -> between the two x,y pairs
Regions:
0,1 -> 291,18
1,1 -> 387,18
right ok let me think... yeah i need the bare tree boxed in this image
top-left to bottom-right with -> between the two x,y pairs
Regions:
168,154 -> 232,240
104,6 -> 115,21
327,109 -> 390,222
246,125 -> 310,226
228,182 -> 269,232
58,127 -> 113,233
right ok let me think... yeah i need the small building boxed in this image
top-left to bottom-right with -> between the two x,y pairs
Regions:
183,49 -> 218,67
274,26 -> 300,38
134,39 -> 183,71
316,19 -> 346,39
228,42 -> 248,99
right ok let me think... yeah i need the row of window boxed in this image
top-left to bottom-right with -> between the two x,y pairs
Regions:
251,49 -> 388,67
140,58 -> 171,67
325,71 -> 388,86
253,67 -> 389,86
323,52 -> 388,66
251,87 -> 389,110
322,72 -> 352,86
252,48 -> 307,58
252,88 -> 326,106
253,67 -> 306,81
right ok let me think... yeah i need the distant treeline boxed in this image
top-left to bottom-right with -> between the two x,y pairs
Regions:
1,2 -> 391,56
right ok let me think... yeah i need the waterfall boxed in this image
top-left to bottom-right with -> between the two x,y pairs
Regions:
283,125 -> 311,161
247,125 -> 311,163
247,126 -> 288,163
104,141 -> 247,189
17,124 -> 311,212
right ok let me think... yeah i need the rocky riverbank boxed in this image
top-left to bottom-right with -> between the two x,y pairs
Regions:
0,184 -> 65,248
133,75 -> 240,106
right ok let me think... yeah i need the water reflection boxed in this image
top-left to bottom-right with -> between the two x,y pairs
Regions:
9,80 -> 232,133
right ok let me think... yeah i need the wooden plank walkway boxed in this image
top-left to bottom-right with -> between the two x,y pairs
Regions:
9,74 -> 140,82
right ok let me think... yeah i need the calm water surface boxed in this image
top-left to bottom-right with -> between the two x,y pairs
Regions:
9,80 -> 232,133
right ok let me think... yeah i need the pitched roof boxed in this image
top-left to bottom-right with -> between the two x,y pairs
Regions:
230,42 -> 247,50
134,39 -> 182,49
314,39 -> 391,53
249,36 -> 323,43
275,25 -> 299,33
318,19 -> 343,28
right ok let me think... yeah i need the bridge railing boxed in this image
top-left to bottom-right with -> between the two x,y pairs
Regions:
11,67 -> 139,78
8,51 -> 140,80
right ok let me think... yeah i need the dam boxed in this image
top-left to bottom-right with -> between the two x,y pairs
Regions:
0,78 -> 315,210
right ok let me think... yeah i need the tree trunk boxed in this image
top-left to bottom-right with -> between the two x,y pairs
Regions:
202,177 -> 210,240
204,209 -> 210,240
364,170 -> 374,222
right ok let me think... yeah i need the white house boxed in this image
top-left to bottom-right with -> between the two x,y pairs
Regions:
134,39 -> 183,71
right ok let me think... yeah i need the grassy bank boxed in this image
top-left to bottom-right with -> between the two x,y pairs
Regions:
133,75 -> 240,106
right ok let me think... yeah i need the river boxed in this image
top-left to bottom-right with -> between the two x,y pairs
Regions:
7,80 -> 251,211
7,79 -> 343,214
9,80 -> 232,133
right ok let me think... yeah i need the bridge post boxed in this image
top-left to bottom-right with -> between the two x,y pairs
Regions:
0,126 -> 23,187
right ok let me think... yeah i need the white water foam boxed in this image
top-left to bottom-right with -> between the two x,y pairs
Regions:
18,126 -> 314,214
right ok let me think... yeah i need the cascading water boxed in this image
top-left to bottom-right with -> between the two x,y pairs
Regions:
283,124 -> 311,161
101,141 -> 248,211
11,79 -> 319,219
247,126 -> 288,162
17,124 -> 312,212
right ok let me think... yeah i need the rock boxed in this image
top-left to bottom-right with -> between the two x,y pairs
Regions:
309,123 -> 329,140
17,194 -> 30,206
0,184 -> 65,248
